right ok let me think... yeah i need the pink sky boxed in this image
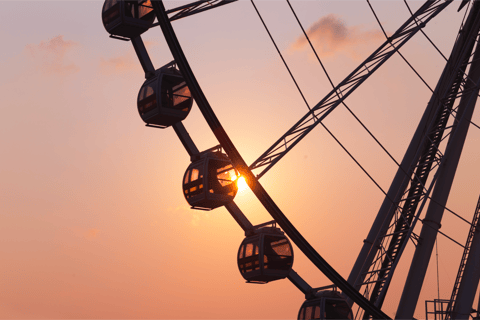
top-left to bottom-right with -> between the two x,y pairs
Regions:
1,1 -> 480,319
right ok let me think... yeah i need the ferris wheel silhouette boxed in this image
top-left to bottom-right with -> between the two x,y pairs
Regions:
102,0 -> 480,319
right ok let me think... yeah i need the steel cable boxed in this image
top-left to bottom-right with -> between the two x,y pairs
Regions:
402,0 -> 480,131
251,0 -> 393,200
153,3 -> 393,315
286,1 -> 475,231
366,0 -> 479,228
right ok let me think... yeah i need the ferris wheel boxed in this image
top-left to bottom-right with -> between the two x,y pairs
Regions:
101,0 -> 480,319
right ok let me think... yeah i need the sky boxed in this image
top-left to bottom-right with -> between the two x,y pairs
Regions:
2,0 -> 480,319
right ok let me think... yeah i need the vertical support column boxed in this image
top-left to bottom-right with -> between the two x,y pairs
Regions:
347,0 -> 480,303
476,287 -> 480,319
452,225 -> 480,319
347,82 -> 442,293
395,24 -> 480,319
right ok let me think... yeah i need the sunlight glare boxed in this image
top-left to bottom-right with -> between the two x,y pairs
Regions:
236,176 -> 249,192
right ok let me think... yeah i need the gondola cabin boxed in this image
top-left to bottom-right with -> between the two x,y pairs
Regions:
183,150 -> 238,210
298,290 -> 353,320
138,62 -> 193,127
238,226 -> 293,283
102,0 -> 155,39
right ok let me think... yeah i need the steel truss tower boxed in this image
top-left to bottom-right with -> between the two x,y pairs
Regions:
348,1 -> 480,318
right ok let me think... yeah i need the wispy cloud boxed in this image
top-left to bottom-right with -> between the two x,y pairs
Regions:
99,52 -> 138,75
290,14 -> 384,60
25,35 -> 79,75
143,39 -> 159,50
166,205 -> 210,227
84,228 -> 100,240
99,39 -> 159,75
190,212 -> 210,227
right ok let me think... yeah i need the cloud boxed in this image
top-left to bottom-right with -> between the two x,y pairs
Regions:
143,39 -> 159,50
25,35 -> 80,75
166,205 -> 210,227
290,14 -> 384,60
190,212 -> 211,227
99,52 -> 139,75
99,39 -> 161,75
84,228 -> 100,240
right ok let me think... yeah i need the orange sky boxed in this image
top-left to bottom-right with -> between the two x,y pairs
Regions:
1,1 -> 480,319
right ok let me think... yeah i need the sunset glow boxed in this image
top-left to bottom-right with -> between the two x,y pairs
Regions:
3,1 -> 480,319
236,176 -> 249,192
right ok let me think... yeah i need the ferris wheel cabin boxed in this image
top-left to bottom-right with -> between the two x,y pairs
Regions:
238,226 -> 293,283
298,290 -> 353,320
183,150 -> 238,210
138,62 -> 193,127
102,0 -> 155,39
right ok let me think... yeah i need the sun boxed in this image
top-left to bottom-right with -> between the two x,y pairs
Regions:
236,176 -> 249,192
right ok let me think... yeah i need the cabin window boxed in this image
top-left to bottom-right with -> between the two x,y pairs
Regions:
161,76 -> 192,112
324,300 -> 352,319
183,166 -> 204,199
305,306 -> 313,320
138,0 -> 154,20
172,81 -> 191,111
138,84 -> 156,115
314,306 -> 321,319
102,0 -> 120,25
208,160 -> 236,195
238,240 -> 260,274
263,236 -> 293,270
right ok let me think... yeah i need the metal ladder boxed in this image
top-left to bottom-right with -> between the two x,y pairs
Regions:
444,195 -> 480,319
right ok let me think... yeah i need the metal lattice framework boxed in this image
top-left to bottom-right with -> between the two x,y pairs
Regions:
444,194 -> 480,319
353,4 -> 480,314
103,0 -> 480,319
163,0 -> 237,21
248,0 -> 452,180
150,1 -> 391,317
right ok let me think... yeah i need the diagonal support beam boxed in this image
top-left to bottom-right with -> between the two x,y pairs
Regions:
165,0 -> 237,21
349,2 -> 480,315
249,0 -> 452,180
396,20 -> 480,318
152,1 -> 391,317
